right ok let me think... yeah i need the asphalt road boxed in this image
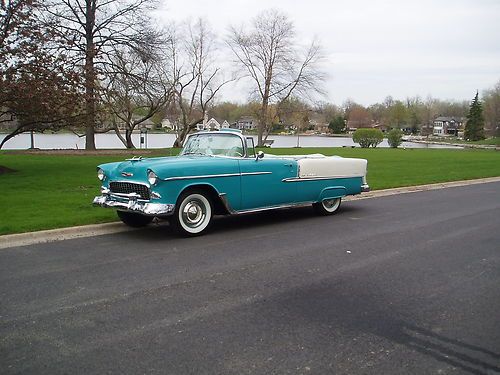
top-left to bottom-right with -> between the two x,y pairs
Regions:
1,182 -> 499,375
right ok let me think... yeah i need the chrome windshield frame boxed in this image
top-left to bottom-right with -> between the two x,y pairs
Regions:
181,131 -> 253,158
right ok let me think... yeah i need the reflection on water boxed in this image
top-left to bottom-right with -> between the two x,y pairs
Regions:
0,132 -> 461,150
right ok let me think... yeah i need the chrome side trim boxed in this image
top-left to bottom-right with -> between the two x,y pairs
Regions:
163,173 -> 240,181
235,201 -> 316,215
218,193 -> 316,215
282,175 -> 364,182
240,172 -> 273,176
162,171 -> 272,182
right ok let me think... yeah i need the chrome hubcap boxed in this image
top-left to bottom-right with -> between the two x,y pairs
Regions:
322,198 -> 340,212
323,199 -> 336,209
182,200 -> 206,228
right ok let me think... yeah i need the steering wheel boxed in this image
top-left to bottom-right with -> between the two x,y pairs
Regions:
227,146 -> 243,157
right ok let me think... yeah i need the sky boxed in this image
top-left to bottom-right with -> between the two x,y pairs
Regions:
156,0 -> 500,106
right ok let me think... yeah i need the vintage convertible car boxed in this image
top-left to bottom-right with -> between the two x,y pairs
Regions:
93,129 -> 369,236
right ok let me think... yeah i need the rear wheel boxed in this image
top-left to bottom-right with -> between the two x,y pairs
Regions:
313,197 -> 342,215
171,190 -> 213,236
117,211 -> 154,227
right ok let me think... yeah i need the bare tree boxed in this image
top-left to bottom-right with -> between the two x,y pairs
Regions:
102,46 -> 173,148
43,0 -> 161,150
483,80 -> 500,137
168,19 -> 232,147
227,9 -> 325,146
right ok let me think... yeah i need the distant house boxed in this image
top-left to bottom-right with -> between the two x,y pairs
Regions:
196,116 -> 230,131
161,118 -> 181,131
347,120 -> 389,133
232,116 -> 258,131
433,117 -> 464,136
309,119 -> 329,133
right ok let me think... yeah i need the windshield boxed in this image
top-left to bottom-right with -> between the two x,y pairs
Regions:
181,133 -> 245,157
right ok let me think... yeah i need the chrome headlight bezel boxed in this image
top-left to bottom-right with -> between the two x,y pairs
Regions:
148,170 -> 158,186
97,168 -> 106,181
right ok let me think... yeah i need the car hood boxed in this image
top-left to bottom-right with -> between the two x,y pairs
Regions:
99,155 -> 240,183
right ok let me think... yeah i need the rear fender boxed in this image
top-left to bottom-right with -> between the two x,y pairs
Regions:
318,186 -> 346,201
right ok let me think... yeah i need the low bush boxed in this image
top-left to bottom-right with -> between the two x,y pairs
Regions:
387,129 -> 403,148
352,128 -> 383,148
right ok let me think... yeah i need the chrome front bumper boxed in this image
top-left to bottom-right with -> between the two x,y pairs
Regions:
361,183 -> 370,192
93,195 -> 175,216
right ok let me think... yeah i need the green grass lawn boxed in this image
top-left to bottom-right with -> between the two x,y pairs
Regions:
1,148 -> 499,235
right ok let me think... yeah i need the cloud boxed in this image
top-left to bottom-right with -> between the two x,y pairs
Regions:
157,0 -> 500,105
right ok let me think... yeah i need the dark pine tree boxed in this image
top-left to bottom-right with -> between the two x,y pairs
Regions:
464,92 -> 485,141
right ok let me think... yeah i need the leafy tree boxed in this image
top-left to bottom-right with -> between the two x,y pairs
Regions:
387,129 -> 403,148
352,128 -> 383,148
464,92 -> 485,141
347,104 -> 372,128
388,101 -> 408,129
0,0 -> 82,149
328,116 -> 345,134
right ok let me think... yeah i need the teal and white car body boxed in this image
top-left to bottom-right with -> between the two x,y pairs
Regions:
93,129 -> 369,235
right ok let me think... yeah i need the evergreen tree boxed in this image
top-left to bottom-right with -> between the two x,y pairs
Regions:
328,116 -> 346,134
464,92 -> 485,141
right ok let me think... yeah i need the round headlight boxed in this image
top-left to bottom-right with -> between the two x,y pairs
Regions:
97,168 -> 105,181
148,170 -> 158,185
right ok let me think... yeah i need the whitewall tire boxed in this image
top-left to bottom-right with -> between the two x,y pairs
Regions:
173,191 -> 213,236
313,197 -> 342,215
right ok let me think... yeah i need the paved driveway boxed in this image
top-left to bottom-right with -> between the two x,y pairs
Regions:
1,182 -> 499,374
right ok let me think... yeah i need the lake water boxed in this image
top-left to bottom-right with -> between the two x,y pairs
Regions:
0,132 -> 459,150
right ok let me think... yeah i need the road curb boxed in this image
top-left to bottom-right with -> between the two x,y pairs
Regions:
0,222 -> 137,250
1,176 -> 499,250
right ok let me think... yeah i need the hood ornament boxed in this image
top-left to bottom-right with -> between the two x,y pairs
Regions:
121,172 -> 134,177
125,156 -> 143,162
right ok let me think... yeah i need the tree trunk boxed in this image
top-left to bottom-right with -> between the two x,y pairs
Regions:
125,129 -> 135,149
113,128 -> 128,148
84,0 -> 96,150
173,127 -> 189,148
258,99 -> 268,147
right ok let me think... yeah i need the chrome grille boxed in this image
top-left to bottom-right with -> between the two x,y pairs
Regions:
109,182 -> 150,200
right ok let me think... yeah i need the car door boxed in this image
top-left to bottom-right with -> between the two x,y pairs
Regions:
238,156 -> 298,210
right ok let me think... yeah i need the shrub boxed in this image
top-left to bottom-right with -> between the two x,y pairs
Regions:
352,128 -> 384,148
387,128 -> 403,148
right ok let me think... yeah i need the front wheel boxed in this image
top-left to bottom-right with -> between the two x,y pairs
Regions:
117,211 -> 154,227
313,197 -> 342,216
171,190 -> 213,236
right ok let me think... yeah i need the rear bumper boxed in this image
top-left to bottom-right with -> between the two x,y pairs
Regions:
361,183 -> 370,193
93,195 -> 175,216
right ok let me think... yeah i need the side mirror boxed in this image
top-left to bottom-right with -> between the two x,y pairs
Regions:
256,151 -> 264,161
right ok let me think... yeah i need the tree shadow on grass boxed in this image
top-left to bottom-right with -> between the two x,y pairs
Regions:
0,165 -> 17,175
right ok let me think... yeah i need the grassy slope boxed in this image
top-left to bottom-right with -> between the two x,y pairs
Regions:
0,148 -> 499,235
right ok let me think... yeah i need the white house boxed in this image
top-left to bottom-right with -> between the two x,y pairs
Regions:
232,116 -> 258,131
196,116 -> 230,131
